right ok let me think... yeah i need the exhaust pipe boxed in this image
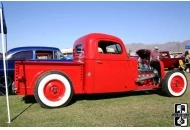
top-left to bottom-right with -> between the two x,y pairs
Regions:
135,75 -> 155,82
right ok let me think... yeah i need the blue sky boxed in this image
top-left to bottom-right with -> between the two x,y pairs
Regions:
1,1 -> 190,51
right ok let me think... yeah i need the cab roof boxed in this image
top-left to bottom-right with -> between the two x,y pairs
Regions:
8,46 -> 60,54
74,33 -> 123,45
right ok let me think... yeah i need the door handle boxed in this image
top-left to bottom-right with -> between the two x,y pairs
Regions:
96,61 -> 102,64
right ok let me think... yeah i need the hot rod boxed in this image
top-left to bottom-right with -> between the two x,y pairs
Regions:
13,33 -> 188,108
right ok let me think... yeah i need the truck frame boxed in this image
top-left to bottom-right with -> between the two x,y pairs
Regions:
13,33 -> 188,108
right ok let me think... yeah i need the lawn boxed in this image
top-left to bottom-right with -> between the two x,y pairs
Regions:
0,73 -> 190,127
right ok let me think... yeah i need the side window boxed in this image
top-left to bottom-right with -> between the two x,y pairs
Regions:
75,44 -> 82,54
36,51 -> 53,59
11,51 -> 33,60
98,41 -> 123,54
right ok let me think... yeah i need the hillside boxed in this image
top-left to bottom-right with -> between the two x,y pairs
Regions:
125,40 -> 190,54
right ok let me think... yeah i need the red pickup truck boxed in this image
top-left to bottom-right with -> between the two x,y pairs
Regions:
13,33 -> 188,108
159,51 -> 185,70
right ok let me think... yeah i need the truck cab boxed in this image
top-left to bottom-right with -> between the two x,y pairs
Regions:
13,33 -> 188,108
72,33 -> 141,93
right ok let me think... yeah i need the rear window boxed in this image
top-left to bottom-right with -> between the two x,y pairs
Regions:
36,50 -> 53,59
75,44 -> 82,54
36,50 -> 66,60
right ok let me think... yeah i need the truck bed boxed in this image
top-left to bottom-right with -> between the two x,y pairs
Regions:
14,61 -> 84,95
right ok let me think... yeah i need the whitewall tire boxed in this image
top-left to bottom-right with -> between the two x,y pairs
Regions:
34,71 -> 73,108
162,70 -> 188,97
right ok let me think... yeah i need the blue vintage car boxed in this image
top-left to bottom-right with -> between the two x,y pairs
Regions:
0,46 -> 72,95
0,53 -> 2,59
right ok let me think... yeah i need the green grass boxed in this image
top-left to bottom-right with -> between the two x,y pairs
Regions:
0,73 -> 190,127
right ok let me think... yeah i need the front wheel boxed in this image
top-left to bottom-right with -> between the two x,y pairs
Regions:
162,70 -> 188,97
34,71 -> 74,108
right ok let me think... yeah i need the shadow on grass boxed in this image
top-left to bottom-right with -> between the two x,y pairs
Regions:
69,89 -> 165,106
11,103 -> 34,122
22,96 -> 37,104
21,90 -> 166,107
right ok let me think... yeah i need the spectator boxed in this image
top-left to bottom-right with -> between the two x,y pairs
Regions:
184,51 -> 190,72
150,46 -> 160,61
184,51 -> 190,63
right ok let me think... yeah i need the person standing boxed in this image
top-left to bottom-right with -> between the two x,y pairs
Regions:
150,47 -> 160,74
184,51 -> 190,63
150,46 -> 160,61
184,51 -> 190,72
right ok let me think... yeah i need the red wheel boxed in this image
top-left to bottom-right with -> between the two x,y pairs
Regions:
43,80 -> 66,102
170,75 -> 184,93
34,71 -> 73,108
162,70 -> 188,97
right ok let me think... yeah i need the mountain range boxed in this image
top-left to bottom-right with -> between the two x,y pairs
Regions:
125,40 -> 190,54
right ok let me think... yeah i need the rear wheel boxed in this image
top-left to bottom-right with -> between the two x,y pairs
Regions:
34,71 -> 73,108
162,70 -> 187,97
0,75 -> 13,95
0,76 -> 12,88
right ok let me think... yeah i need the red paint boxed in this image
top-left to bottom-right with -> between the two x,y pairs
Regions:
14,62 -> 84,95
159,51 -> 185,69
44,80 -> 65,102
171,75 -> 184,93
14,33 -> 166,96
159,60 -> 165,79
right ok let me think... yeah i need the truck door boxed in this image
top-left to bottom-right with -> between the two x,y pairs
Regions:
94,40 -> 127,93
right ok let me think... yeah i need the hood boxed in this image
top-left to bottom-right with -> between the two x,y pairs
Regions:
136,49 -> 151,59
